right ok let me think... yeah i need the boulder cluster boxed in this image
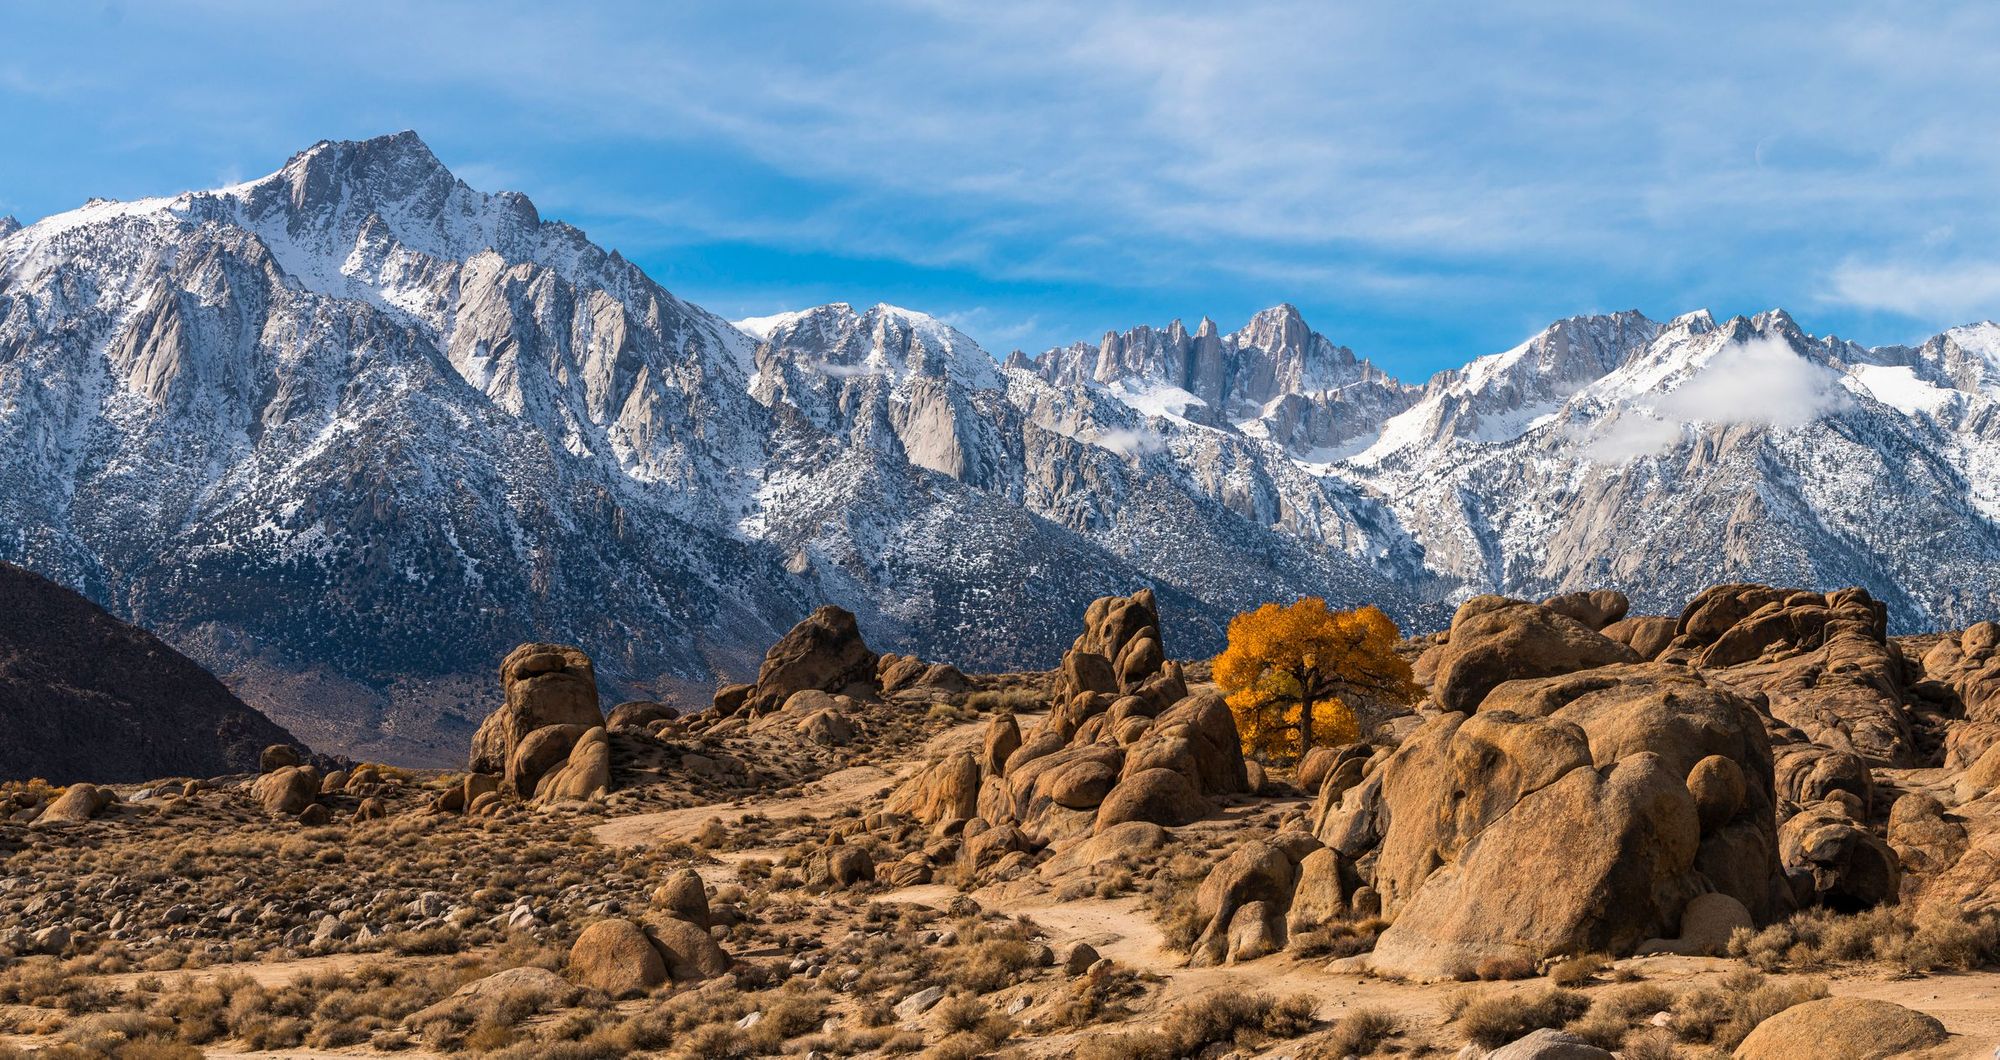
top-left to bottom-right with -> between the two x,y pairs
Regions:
884,589 -> 1251,885
252,745 -> 394,824
1272,583 -> 2000,978
450,644 -> 611,812
566,868 -> 732,997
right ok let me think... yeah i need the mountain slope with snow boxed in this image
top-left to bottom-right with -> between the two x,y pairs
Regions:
5,131 -> 1999,762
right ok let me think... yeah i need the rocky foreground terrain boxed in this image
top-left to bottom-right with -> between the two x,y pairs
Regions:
5,585 -> 2000,1058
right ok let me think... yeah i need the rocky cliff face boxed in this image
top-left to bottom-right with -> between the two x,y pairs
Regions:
0,562 -> 298,783
5,131 -> 2000,763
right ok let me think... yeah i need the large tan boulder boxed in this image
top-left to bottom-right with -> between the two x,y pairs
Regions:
1096,767 -> 1208,831
1637,892 -> 1753,956
37,783 -> 112,825
1190,840 -> 1294,966
1429,597 -> 1640,713
1285,847 -> 1348,935
1732,997 -> 1946,1059
568,918 -> 666,997
1359,711 -> 1594,916
651,869 -> 710,928
533,727 -> 611,804
1773,743 -> 1874,812
1677,586 -> 1916,765
992,744 -> 1126,841
1476,664 -> 1790,922
1037,821 -> 1170,878
749,606 -> 877,713
1366,752 -> 1703,980
1924,622 -> 2000,765
1600,615 -> 1677,659
470,644 -> 603,774
506,723 -> 587,797
606,701 -> 676,730
1778,802 -> 1900,911
980,713 -> 1022,777
1130,691 -> 1249,797
1539,590 -> 1628,631
643,916 -> 731,981
252,767 -> 318,816
1056,651 -> 1118,699
885,751 -> 980,827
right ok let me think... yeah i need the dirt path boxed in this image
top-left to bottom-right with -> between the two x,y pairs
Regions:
590,714 -> 1010,849
590,764 -> 899,848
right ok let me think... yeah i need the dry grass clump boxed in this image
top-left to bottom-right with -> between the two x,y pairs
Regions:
1666,968 -> 1826,1050
965,690 -> 1043,714
0,958 -> 122,1015
1548,953 -> 1610,987
1450,985 -> 1589,1049
1074,991 -> 1320,1060
1620,1028 -> 1680,1059
1319,1005 -> 1398,1056
1146,852 -> 1215,952
1472,955 -> 1537,981
45,1013 -> 201,1059
562,980 -> 834,1057
1290,917 -> 1387,959
1730,903 -> 2000,974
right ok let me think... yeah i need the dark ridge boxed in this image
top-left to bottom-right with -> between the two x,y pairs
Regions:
0,562 -> 302,783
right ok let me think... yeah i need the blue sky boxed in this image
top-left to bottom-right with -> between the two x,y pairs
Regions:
2,1 -> 1997,379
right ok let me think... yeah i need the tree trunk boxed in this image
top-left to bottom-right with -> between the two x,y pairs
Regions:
1295,666 -> 1316,760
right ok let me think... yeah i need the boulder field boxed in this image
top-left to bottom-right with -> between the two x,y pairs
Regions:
886,581 -> 2000,983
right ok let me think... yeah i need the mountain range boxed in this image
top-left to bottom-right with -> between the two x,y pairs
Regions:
5,131 -> 1999,764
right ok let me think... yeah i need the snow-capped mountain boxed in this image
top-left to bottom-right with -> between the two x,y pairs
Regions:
5,131 -> 1999,762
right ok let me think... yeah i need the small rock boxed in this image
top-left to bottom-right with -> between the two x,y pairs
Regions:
894,985 -> 946,1020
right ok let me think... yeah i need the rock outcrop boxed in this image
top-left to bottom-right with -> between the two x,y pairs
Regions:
1671,586 -> 1916,765
470,644 -> 604,776
739,606 -> 877,715
1320,600 -> 1797,978
1422,596 -> 1641,713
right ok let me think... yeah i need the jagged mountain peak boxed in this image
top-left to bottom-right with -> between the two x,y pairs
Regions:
0,215 -> 19,239
749,300 -> 1000,392
270,130 -> 455,203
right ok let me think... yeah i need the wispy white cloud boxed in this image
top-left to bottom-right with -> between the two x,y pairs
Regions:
1586,336 -> 1849,461
1820,259 -> 2000,324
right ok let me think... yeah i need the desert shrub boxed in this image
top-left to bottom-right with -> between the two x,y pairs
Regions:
1263,993 -> 1320,1038
965,690 -> 1042,714
671,1023 -> 747,1059
1290,917 -> 1386,959
1454,986 -> 1589,1049
1667,972 -> 1826,1048
1729,904 -> 2000,973
1076,991 -> 1290,1060
743,987 -> 830,1051
1549,953 -> 1609,987
1591,982 -> 1675,1022
1322,1006 -> 1397,1056
1621,1028 -> 1680,1059
1563,1010 -> 1628,1050
1474,955 -> 1537,981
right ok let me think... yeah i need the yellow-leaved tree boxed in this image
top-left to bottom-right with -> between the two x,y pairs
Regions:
1212,598 -> 1419,761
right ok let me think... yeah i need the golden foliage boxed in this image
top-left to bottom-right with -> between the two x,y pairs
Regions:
1212,599 -> 1418,760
